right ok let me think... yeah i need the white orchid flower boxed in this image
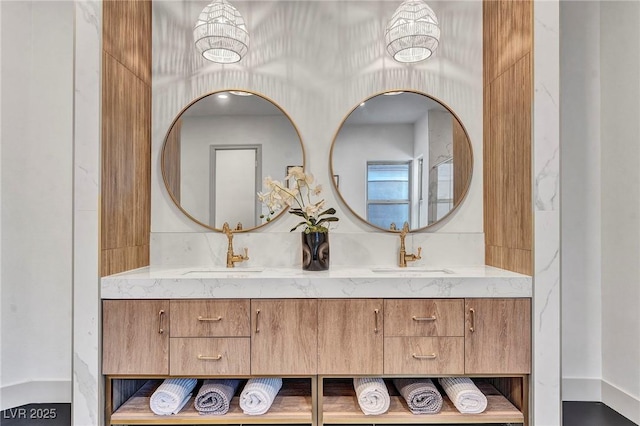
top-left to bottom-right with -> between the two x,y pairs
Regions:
286,166 -> 305,180
258,168 -> 338,232
304,204 -> 319,217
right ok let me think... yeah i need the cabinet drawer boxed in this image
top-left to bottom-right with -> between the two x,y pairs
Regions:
384,337 -> 464,375
170,337 -> 250,375
384,299 -> 464,336
170,299 -> 250,337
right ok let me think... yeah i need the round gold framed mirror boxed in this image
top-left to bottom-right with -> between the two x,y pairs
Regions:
330,90 -> 473,232
161,90 -> 305,232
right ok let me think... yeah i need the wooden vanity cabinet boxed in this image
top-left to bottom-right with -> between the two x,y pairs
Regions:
103,297 -> 531,426
465,298 -> 531,374
317,299 -> 384,375
250,299 -> 318,375
102,300 -> 169,375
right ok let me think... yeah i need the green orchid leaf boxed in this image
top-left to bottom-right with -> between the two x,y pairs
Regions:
288,210 -> 307,218
317,217 -> 339,225
290,221 -> 308,232
318,208 -> 337,216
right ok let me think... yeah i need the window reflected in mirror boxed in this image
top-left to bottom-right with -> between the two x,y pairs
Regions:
330,91 -> 473,232
366,162 -> 411,229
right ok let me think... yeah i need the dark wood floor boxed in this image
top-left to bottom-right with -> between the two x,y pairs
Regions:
563,401 -> 638,426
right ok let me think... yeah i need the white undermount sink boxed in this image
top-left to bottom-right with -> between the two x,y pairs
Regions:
181,267 -> 264,275
371,267 -> 454,274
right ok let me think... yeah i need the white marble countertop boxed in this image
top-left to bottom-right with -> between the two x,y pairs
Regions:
101,265 -> 532,299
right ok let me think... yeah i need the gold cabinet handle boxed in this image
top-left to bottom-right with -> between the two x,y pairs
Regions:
412,353 -> 437,360
197,315 -> 222,322
412,315 -> 437,321
374,309 -> 380,334
197,354 -> 222,361
255,309 -> 261,333
158,310 -> 165,334
469,307 -> 475,332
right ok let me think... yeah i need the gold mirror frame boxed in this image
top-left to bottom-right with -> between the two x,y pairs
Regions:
161,90 -> 306,232
329,90 -> 473,233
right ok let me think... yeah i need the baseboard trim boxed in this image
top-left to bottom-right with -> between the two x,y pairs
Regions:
0,380 -> 71,410
602,379 -> 640,425
563,377 -> 602,401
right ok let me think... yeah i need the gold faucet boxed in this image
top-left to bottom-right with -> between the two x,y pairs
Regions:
398,222 -> 422,267
222,222 -> 249,268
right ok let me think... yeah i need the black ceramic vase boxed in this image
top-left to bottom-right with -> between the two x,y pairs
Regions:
301,231 -> 330,271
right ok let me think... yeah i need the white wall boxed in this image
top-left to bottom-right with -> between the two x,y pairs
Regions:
560,0 -> 603,402
180,114 -> 302,227
0,0 -> 73,409
428,109 -> 453,170
600,2 -> 640,422
72,1 -> 102,423
532,1 -> 561,423
151,0 -> 485,267
560,2 -> 640,423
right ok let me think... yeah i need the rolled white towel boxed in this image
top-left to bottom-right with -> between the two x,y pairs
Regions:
194,379 -> 241,415
353,377 -> 390,415
438,377 -> 488,414
149,378 -> 197,416
393,378 -> 443,414
239,377 -> 283,415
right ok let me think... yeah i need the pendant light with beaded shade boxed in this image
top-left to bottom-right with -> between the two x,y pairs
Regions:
385,0 -> 440,63
194,0 -> 250,64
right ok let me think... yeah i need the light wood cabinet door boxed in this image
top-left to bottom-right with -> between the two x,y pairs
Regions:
102,300 -> 169,375
384,299 -> 464,336
318,299 -> 384,375
465,298 -> 531,374
170,299 -> 250,337
250,299 -> 317,375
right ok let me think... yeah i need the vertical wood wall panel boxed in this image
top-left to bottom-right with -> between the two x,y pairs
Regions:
453,117 -> 472,205
103,0 -> 151,84
483,0 -> 532,86
101,0 -> 151,277
163,119 -> 182,202
101,246 -> 150,277
483,0 -> 533,275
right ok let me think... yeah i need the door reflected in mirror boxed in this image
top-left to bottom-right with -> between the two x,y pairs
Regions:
162,91 -> 305,232
330,91 -> 473,232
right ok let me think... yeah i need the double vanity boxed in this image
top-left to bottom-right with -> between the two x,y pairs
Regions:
101,83 -> 533,425
101,266 -> 532,425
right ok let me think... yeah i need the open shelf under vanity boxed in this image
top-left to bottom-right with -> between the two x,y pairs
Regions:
106,376 -> 526,426
320,377 -> 524,425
